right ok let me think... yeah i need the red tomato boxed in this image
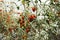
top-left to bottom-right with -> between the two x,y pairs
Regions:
8,27 -> 13,32
32,7 -> 37,12
22,16 -> 24,20
26,27 -> 30,33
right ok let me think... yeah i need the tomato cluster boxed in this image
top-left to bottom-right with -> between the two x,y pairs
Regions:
28,14 -> 36,22
19,16 -> 25,28
18,14 -> 36,33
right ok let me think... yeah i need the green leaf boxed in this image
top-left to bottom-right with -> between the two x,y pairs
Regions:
35,0 -> 38,3
38,13 -> 40,16
18,0 -> 20,1
17,6 -> 19,10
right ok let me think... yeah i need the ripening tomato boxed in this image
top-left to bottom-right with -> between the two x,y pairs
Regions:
6,15 -> 10,23
32,7 -> 37,12
22,35 -> 27,39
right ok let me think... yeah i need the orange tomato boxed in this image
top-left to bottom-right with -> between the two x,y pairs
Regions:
22,35 -> 27,39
